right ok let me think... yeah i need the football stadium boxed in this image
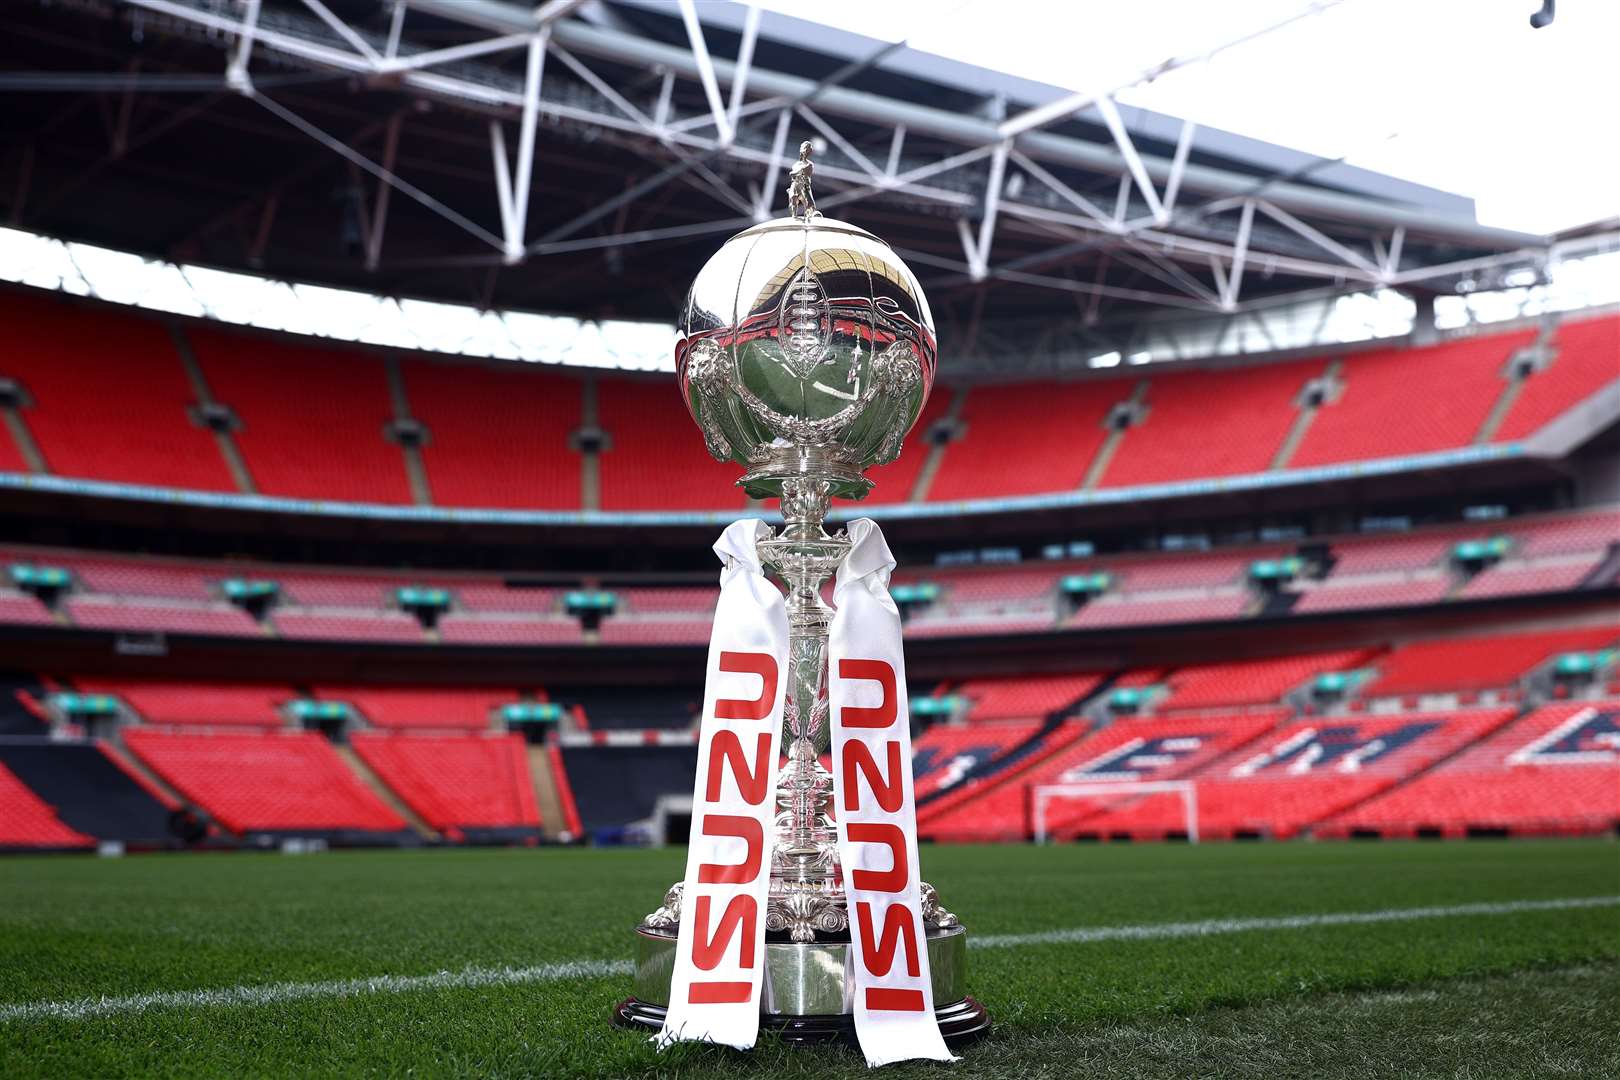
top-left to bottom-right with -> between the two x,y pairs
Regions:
1,0 -> 1617,1076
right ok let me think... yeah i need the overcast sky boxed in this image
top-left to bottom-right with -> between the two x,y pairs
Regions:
752,0 -> 1620,236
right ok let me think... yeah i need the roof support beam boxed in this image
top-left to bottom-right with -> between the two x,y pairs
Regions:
726,3 -> 760,133
1222,199 -> 1257,310
676,0 -> 733,146
301,0 -> 380,64
366,112 -> 403,270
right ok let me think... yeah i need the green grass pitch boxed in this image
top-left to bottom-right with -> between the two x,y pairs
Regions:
2,840 -> 1617,1078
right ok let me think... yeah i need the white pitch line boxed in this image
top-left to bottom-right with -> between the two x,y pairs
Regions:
970,895 -> 1620,949
4,895 -> 1616,1024
0,959 -> 633,1024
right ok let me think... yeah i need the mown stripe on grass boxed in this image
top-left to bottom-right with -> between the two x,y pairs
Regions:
4,895 -> 1615,1024
971,894 -> 1620,949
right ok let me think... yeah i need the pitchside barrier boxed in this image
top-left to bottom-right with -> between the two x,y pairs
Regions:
1031,781 -> 1200,844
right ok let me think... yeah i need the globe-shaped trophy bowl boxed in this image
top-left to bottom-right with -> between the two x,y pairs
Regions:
675,214 -> 937,501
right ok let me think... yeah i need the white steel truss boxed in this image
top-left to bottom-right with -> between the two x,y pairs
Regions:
24,0 -> 1615,329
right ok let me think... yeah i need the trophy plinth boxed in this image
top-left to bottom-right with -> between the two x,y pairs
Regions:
615,144 -> 988,1049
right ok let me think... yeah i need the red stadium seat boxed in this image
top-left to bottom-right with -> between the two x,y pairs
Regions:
1100,360 -> 1324,487
596,378 -> 745,510
862,386 -> 952,503
313,686 -> 513,731
1494,314 -> 1620,442
923,711 -> 1283,842
1323,699 -> 1620,837
927,381 -> 1118,501
351,733 -> 540,832
189,325 -> 413,504
0,759 -> 93,847
406,360 -> 583,510
123,729 -> 405,833
1291,329 -> 1536,467
1158,650 -> 1377,712
1363,626 -> 1620,697
0,291 -> 234,491
1077,709 -> 1513,839
76,679 -> 288,728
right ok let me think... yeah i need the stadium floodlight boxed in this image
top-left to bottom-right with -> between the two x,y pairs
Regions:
1032,780 -> 1200,845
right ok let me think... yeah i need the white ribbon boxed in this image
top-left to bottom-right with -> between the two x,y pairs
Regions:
657,519 -> 789,1051
829,518 -> 956,1066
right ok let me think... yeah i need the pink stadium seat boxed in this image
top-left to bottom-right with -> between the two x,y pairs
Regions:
1511,509 -> 1620,558
314,686 -> 512,730
1291,573 -> 1452,614
1494,314 -> 1620,441
276,573 -> 398,609
619,587 -> 719,614
0,291 -> 234,490
69,556 -> 218,601
949,673 -> 1104,721
1068,591 -> 1251,628
1327,531 -> 1467,575
1077,709 -> 1513,839
1322,699 -> 1620,837
924,712 -> 1282,842
597,378 -> 745,511
406,360 -> 582,510
1101,360 -> 1323,487
272,610 -> 424,643
863,387 -> 952,503
351,733 -> 540,831
0,590 -> 55,626
437,615 -> 581,645
189,325 -> 413,504
123,729 -> 405,832
1291,329 -> 1536,466
927,381 -> 1118,501
0,760 -> 93,847
1457,557 -> 1602,600
454,584 -> 561,613
65,597 -> 260,636
1363,626 -> 1620,697
1159,650 -> 1377,711
76,679 -> 287,727
596,619 -> 711,645
903,614 -> 1057,638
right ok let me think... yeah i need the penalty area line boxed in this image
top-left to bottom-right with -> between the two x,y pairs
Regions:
4,895 -> 1616,1024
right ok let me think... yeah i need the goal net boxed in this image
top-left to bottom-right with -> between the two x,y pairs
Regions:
1031,780 -> 1199,844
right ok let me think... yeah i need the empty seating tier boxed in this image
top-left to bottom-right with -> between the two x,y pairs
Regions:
406,361 -> 582,510
190,324 -> 413,504
1363,626 -> 1620,698
313,686 -> 511,731
1494,314 -> 1620,442
1322,699 -> 1620,837
75,680 -> 287,727
1290,330 -> 1536,466
351,733 -> 539,834
0,290 -> 235,491
1072,709 -> 1514,840
123,729 -> 405,834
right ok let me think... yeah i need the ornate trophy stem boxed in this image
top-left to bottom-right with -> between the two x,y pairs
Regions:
758,477 -> 848,942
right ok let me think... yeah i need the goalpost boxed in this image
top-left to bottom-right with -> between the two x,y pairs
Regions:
1031,780 -> 1199,844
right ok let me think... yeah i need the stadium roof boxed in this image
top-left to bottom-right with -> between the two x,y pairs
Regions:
3,0 -> 1612,373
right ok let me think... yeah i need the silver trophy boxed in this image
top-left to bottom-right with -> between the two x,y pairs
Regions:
615,144 -> 988,1045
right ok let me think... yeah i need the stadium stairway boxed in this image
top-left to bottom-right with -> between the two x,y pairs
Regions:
333,743 -> 440,840
525,743 -> 570,841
